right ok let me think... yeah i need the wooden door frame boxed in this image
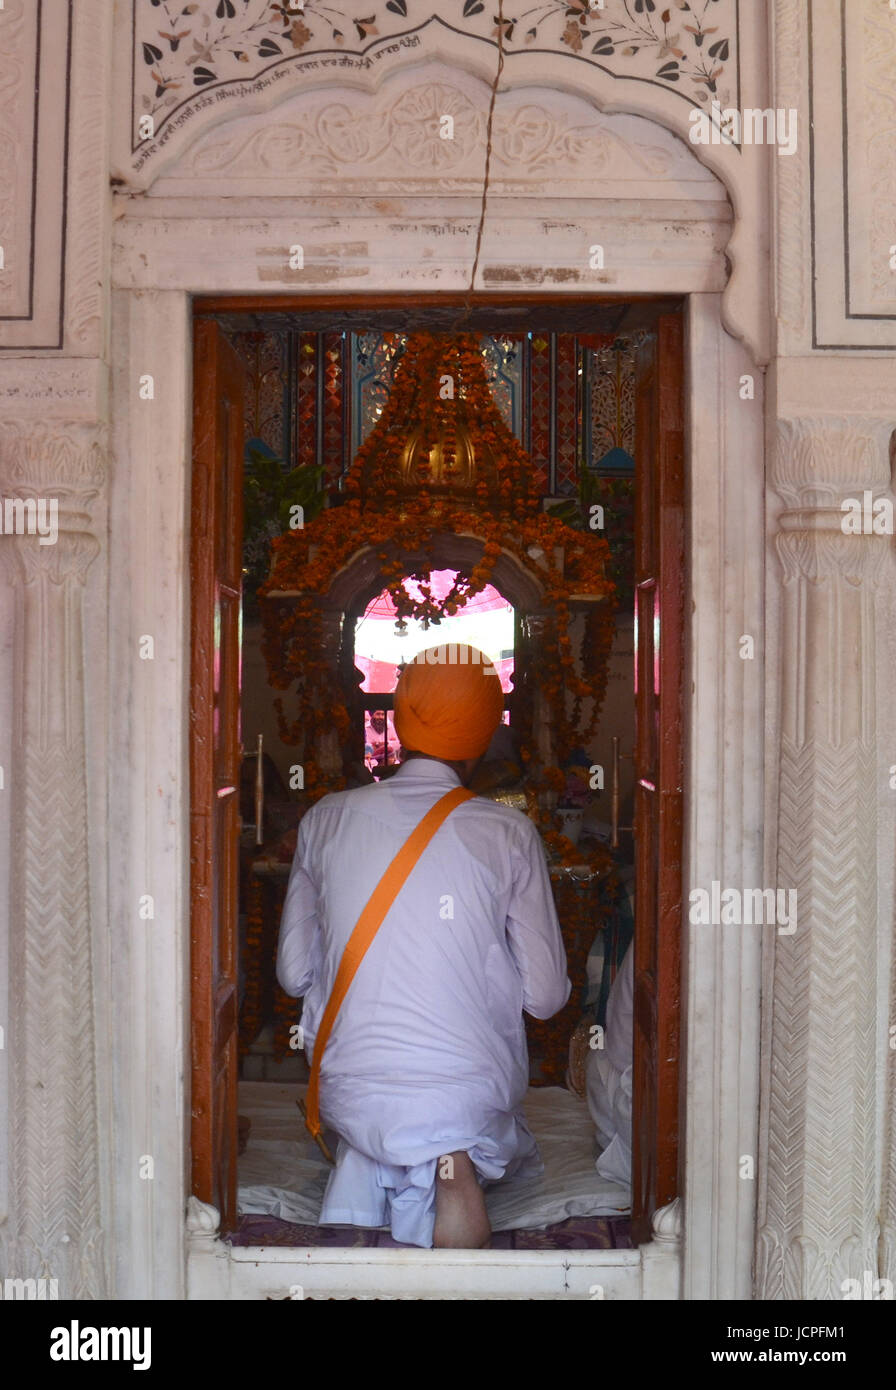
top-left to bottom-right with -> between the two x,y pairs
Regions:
190,321 -> 246,1232
189,291 -> 686,1235
631,313 -> 685,1244
193,291 -> 683,318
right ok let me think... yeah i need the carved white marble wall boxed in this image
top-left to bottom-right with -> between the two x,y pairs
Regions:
757,413 -> 896,1300
0,0 -> 113,1299
113,1 -> 768,363
761,0 -> 896,1303
0,1 -> 70,349
120,0 -> 742,186
682,298 -> 765,1300
771,0 -> 813,360
884,580 -> 896,1286
2,0 -> 896,1302
773,0 -> 896,354
0,422 -> 108,1297
0,0 -> 109,354
114,66 -> 733,306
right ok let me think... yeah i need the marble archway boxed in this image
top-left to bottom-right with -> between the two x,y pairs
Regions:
115,3 -> 765,364
105,75 -> 766,1293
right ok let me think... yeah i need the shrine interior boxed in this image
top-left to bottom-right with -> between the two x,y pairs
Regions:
219,302 -> 659,1252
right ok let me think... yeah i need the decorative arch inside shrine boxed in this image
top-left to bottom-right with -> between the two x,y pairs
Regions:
302,537 -> 549,776
340,558 -> 524,770
260,333 -> 616,811
238,330 -> 622,1098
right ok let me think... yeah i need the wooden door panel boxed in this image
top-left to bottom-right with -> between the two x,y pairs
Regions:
631,312 -> 685,1245
191,318 -> 245,1232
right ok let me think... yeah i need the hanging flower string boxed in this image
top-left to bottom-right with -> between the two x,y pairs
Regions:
260,333 -> 618,875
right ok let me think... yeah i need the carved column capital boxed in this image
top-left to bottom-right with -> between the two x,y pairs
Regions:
0,419 -> 107,503
12,531 -> 100,587
772,418 -> 893,590
0,419 -> 106,587
772,416 -> 893,507
774,524 -> 890,589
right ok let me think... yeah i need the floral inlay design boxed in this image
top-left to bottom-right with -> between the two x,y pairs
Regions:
132,0 -> 738,155
502,0 -> 733,101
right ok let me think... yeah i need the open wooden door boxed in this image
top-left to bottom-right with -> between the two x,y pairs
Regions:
631,311 -> 685,1245
190,319 -> 246,1232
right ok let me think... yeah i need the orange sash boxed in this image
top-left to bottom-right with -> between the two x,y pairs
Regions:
304,785 -> 474,1141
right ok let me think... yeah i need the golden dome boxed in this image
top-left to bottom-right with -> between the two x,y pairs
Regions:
344,332 -> 540,514
396,403 -> 499,492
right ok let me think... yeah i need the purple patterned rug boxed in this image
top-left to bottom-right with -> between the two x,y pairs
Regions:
228,1213 -> 632,1251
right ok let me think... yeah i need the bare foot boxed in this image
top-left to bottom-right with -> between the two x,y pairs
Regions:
432,1150 -> 491,1249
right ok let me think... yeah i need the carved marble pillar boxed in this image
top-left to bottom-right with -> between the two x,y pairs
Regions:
0,421 -> 107,1297
756,418 -> 892,1300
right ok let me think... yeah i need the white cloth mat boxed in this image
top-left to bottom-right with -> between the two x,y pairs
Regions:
237,1081 -> 630,1231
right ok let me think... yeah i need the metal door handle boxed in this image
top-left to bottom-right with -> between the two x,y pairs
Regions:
611,735 -> 634,850
240,733 -> 264,847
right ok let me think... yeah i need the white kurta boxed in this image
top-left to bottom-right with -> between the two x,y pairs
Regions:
586,941 -> 634,1188
276,757 -> 570,1247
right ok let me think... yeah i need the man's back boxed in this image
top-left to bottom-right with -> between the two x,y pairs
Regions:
278,757 -> 570,1165
275,643 -> 571,1246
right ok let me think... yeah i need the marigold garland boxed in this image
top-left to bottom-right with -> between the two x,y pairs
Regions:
344,334 -> 542,517
259,333 -> 619,883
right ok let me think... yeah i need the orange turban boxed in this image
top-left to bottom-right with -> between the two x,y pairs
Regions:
394,644 -> 505,761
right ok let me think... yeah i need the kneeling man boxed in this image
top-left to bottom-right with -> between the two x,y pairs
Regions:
276,644 -> 570,1248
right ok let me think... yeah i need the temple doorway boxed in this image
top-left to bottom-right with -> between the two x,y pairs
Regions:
190,296 -> 684,1253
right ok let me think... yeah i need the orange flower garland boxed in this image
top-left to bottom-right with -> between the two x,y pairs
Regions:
344,334 -> 542,517
259,333 -> 619,883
